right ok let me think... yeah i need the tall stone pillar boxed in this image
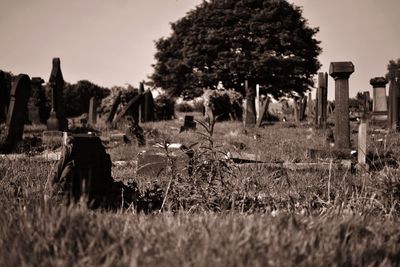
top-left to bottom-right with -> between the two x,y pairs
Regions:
387,78 -> 400,130
317,72 -> 328,128
47,58 -> 67,131
244,79 -> 256,127
329,62 -> 354,149
88,96 -> 98,125
370,77 -> 388,123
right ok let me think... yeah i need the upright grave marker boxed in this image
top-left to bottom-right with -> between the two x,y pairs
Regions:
358,117 -> 367,165
370,77 -> 388,122
329,62 -> 354,149
47,58 -> 67,131
88,96 -> 98,125
317,72 -> 328,128
143,90 -> 155,122
29,77 -> 45,124
388,77 -> 400,130
244,79 -> 256,127
0,70 -> 11,123
5,74 -> 31,149
106,91 -> 122,125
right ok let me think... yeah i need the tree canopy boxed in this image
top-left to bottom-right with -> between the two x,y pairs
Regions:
151,0 -> 321,99
386,59 -> 400,81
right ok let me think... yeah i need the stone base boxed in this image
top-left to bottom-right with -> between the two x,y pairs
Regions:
42,131 -> 63,146
307,148 -> 353,160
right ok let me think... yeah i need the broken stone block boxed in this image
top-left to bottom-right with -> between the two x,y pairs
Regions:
136,144 -> 193,177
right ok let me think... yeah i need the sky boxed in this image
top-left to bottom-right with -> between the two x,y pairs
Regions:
0,0 -> 399,100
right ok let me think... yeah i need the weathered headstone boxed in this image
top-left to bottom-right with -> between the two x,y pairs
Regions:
370,77 -> 388,122
88,96 -> 98,125
47,58 -> 67,131
5,74 -> 31,150
138,82 -> 144,123
257,96 -> 270,127
106,91 -> 122,125
358,117 -> 367,165
180,115 -> 196,132
329,62 -> 354,149
136,144 -> 193,177
143,90 -> 155,122
307,92 -> 313,118
28,77 -> 45,124
244,79 -> 256,127
388,77 -> 400,130
317,72 -> 328,128
0,70 -> 11,123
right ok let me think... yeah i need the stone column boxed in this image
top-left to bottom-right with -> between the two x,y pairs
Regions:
244,79 -> 256,127
88,96 -> 98,125
370,77 -> 388,122
329,62 -> 354,149
138,82 -> 144,123
255,84 -> 260,122
317,72 -> 328,128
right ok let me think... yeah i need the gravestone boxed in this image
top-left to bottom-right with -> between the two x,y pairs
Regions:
5,74 -> 31,150
0,71 -> 11,123
358,117 -> 367,165
370,77 -> 388,122
143,90 -> 155,122
307,92 -> 313,118
138,82 -> 144,123
29,77 -> 45,124
387,78 -> 400,130
88,96 -> 98,125
180,115 -> 196,132
329,62 -> 354,149
50,134 -> 116,206
47,58 -> 67,131
137,144 -> 193,177
244,79 -> 256,127
257,96 -> 270,127
317,72 -> 328,128
106,91 -> 122,125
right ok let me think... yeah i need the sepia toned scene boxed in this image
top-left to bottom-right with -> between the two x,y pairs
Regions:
1,0 -> 400,266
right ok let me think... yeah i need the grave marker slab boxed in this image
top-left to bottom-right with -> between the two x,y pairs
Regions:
180,115 -> 196,132
5,74 -> 31,150
244,79 -> 256,127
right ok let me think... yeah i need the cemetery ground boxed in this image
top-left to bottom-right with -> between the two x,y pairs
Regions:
1,113 -> 400,266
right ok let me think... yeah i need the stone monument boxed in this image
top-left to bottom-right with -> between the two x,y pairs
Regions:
329,62 -> 354,149
370,77 -> 388,122
5,74 -> 31,150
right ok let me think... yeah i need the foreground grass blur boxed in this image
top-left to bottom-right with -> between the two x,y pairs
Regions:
1,119 -> 400,266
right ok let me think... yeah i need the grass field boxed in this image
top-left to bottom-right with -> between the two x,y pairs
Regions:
1,116 -> 400,266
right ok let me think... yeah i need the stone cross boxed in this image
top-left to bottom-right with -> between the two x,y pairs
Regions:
329,62 -> 354,149
244,79 -> 256,127
88,96 -> 98,125
370,77 -> 388,122
5,74 -> 31,150
47,58 -> 67,131
317,72 -> 328,129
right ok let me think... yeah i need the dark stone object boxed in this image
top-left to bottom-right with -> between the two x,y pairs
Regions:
48,58 -> 67,131
137,144 -> 193,177
329,62 -> 354,149
4,74 -> 31,151
370,77 -> 388,88
49,134 -> 137,209
180,115 -> 196,132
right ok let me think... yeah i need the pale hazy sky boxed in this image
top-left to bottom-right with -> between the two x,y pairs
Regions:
0,0 -> 399,99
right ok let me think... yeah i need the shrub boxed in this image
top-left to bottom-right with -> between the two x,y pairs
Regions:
203,89 -> 243,121
154,94 -> 175,120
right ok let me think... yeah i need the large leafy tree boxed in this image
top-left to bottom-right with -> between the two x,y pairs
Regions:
151,0 -> 321,99
386,59 -> 400,81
